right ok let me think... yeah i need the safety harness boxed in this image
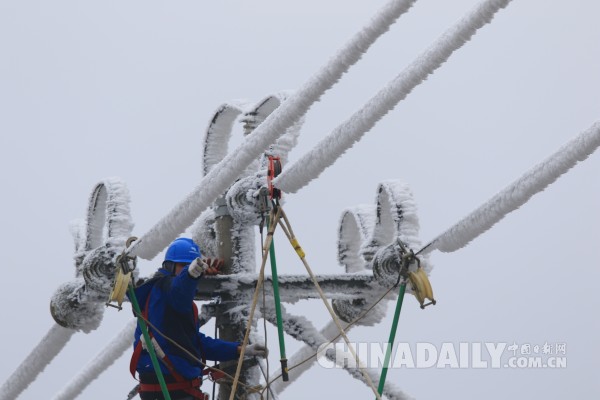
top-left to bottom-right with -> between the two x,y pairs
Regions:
129,286 -> 217,400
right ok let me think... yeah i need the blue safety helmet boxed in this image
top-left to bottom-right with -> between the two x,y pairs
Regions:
164,238 -> 201,265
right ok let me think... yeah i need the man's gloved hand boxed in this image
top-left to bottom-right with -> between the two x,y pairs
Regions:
188,258 -> 209,278
188,257 -> 223,278
140,336 -> 166,359
244,343 -> 269,358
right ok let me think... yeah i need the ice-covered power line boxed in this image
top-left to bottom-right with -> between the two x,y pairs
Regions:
275,0 -> 512,194
8,0 -> 594,397
424,120 -> 600,253
0,325 -> 75,400
1,2 -> 420,392
127,0 -> 418,261
52,320 -> 136,400
4,2 -> 423,391
1,179 -> 134,399
267,319 -> 411,400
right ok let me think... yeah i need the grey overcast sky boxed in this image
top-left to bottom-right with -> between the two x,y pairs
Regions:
1,1 -> 599,399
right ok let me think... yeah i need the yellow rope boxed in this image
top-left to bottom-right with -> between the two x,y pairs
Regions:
277,207 -> 382,400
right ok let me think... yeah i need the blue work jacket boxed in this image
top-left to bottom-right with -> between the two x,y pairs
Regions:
132,267 -> 239,379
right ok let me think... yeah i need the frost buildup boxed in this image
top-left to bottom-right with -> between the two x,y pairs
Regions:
50,178 -> 134,332
193,93 -> 305,275
334,180 -> 430,323
275,0 -> 512,194
432,121 -> 600,253
274,180 -> 429,396
129,0 -> 416,261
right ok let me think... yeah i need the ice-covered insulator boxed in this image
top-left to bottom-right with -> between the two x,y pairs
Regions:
369,181 -> 420,257
191,208 -> 218,259
372,242 -> 405,288
81,245 -> 119,301
50,177 -> 134,333
203,101 -> 249,176
226,175 -> 265,225
338,206 -> 376,272
334,205 -> 385,324
332,298 -> 387,325
50,279 -> 104,332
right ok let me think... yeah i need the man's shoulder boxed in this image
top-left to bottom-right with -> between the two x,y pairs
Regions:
134,270 -> 173,297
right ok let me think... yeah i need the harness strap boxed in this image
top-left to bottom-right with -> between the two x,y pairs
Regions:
139,378 -> 208,400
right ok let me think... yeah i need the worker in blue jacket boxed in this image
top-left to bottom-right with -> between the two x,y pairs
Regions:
130,238 -> 267,400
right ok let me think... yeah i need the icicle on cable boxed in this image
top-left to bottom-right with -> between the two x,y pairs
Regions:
423,121 -> 600,254
127,0 -> 417,260
52,320 -> 136,400
275,0 -> 512,194
0,324 -> 75,400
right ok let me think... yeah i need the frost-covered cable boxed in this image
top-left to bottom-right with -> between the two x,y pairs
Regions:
0,324 -> 75,400
52,319 -> 137,400
268,320 -> 412,400
424,121 -> 600,253
275,0 -> 512,193
127,0 -> 417,260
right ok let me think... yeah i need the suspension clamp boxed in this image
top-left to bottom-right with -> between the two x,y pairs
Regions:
394,239 -> 436,309
107,236 -> 138,310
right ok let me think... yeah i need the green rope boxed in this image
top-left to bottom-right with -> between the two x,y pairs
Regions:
377,281 -> 407,398
128,285 -> 172,400
267,215 -> 289,381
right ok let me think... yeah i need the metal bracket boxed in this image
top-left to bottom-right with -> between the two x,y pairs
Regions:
214,195 -> 230,217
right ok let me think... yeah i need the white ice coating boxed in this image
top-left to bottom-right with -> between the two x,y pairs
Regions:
84,178 -> 134,253
370,181 -> 432,287
225,174 -> 268,273
51,178 -> 134,333
246,92 -> 304,167
195,92 -> 304,270
372,181 -> 424,261
128,0 -> 418,260
323,347 -> 413,400
8,178 -> 136,400
261,302 -> 325,349
18,0 -> 546,396
69,219 -> 86,269
270,322 -> 338,394
0,324 -> 75,400
269,318 -> 412,400
52,319 -> 137,400
191,208 -> 218,258
338,205 -> 376,273
275,0 -> 512,194
50,279 -> 106,332
429,121 -> 600,253
270,114 -> 303,168
72,178 -> 134,274
273,180 -> 423,393
203,100 -> 250,176
240,92 -> 303,178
